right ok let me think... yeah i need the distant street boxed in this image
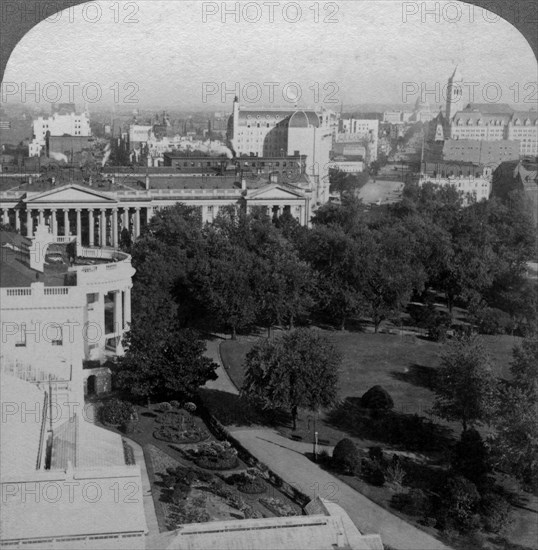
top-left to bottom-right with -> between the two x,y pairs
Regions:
358,179 -> 404,205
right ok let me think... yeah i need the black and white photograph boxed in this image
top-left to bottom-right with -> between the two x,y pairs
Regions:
0,1 -> 537,549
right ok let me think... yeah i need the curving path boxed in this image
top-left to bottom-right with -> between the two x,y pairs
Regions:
203,337 -> 451,550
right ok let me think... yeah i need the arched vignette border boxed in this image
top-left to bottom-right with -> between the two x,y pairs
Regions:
0,0 -> 536,85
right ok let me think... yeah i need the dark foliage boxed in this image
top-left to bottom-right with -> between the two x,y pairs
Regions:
361,385 -> 394,410
332,438 -> 360,474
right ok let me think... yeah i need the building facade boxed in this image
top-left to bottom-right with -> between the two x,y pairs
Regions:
227,99 -> 333,207
339,118 -> 379,162
29,110 -> 91,157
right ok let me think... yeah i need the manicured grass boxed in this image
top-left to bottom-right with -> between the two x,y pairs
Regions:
220,330 -> 521,446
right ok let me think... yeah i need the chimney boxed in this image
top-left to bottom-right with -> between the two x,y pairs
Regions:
270,172 -> 278,184
241,178 -> 246,191
145,175 -> 150,190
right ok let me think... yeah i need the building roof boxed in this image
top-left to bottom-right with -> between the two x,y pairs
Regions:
1,468 -> 147,540
0,230 -> 70,288
289,110 -> 321,128
452,111 -> 512,126
0,374 -> 47,479
463,103 -> 514,114
510,111 -> 538,125
51,414 -> 126,470
148,500 -> 383,550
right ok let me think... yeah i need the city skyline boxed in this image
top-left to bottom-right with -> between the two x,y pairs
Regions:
2,1 -> 537,110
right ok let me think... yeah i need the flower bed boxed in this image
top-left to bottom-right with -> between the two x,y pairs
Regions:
207,479 -> 262,519
180,441 -> 239,471
225,471 -> 267,494
122,439 -> 136,465
153,410 -> 210,443
259,496 -> 299,517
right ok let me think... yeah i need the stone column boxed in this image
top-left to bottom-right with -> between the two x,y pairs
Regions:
88,209 -> 95,246
50,208 -> 57,236
147,206 -> 154,222
38,209 -> 44,226
134,207 -> 140,238
122,208 -> 129,233
63,209 -> 70,236
124,286 -> 132,326
27,210 -> 33,237
112,208 -> 118,247
15,210 -> 21,232
76,209 -> 82,243
113,290 -> 123,335
1,209 -> 8,225
100,209 -> 107,247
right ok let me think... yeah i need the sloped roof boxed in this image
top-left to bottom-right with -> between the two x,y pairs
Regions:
149,505 -> 383,550
51,415 -> 125,469
0,374 -> 46,479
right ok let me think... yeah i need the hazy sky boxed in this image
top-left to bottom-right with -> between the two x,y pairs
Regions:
3,0 -> 537,111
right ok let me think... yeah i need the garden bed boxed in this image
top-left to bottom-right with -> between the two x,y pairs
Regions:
153,409 -> 211,444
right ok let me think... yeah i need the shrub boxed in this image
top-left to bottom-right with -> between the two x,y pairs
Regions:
183,402 -> 197,413
385,462 -> 405,486
479,492 -> 513,533
122,439 -> 135,465
121,419 -> 138,434
159,402 -> 172,412
196,455 -> 238,470
361,386 -> 394,410
368,446 -> 384,464
317,449 -> 331,466
197,471 -> 215,483
362,458 -> 385,486
172,482 -> 191,504
184,441 -> 239,470
332,438 -> 360,474
259,497 -> 298,517
473,307 -> 511,335
435,475 -> 481,532
451,428 -> 491,485
225,472 -> 266,494
170,400 -> 180,409
100,398 -> 135,425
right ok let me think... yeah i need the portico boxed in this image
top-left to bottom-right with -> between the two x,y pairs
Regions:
20,185 -> 149,247
0,181 -> 312,245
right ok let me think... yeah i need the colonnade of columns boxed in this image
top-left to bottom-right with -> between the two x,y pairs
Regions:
1,201 -> 307,238
5,206 -> 151,246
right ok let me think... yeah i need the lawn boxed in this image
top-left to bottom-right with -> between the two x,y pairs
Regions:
220,330 -> 521,447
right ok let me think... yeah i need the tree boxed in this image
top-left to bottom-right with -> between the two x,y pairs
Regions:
301,225 -> 365,330
432,334 -> 499,432
360,223 -> 426,332
241,329 -> 340,430
115,320 -> 218,402
491,338 -> 538,489
119,227 -> 132,252
195,236 -> 258,339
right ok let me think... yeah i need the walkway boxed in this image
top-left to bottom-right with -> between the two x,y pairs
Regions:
203,336 -> 239,395
129,439 -> 160,537
230,428 -> 449,550
203,337 -> 451,550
